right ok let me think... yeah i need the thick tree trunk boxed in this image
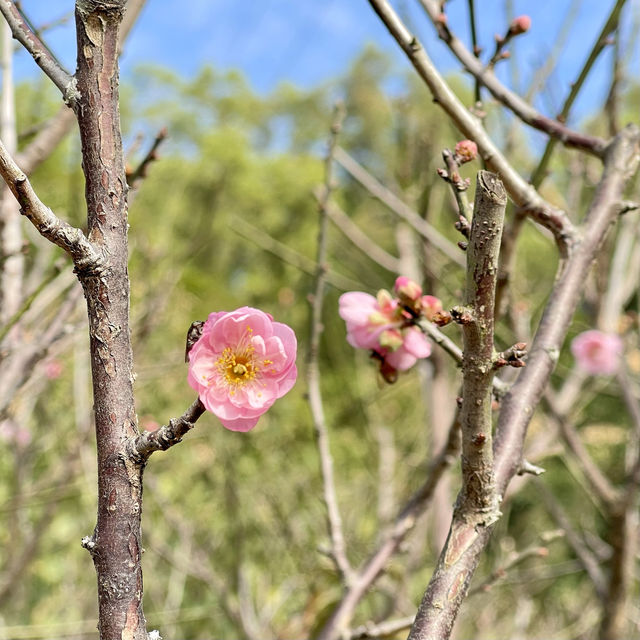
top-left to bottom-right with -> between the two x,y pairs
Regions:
74,2 -> 147,639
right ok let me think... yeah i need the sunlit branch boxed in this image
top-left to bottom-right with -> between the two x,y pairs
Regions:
306,103 -> 355,586
0,0 -> 77,106
0,137 -> 103,273
418,0 -> 609,160
366,0 -> 577,253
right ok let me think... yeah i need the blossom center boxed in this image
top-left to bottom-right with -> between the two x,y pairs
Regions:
217,345 -> 259,388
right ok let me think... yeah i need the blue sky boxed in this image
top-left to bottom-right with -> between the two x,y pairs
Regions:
11,1 -> 640,126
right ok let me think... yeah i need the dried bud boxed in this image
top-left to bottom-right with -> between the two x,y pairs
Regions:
509,15 -> 531,35
431,310 -> 452,327
454,139 -> 478,164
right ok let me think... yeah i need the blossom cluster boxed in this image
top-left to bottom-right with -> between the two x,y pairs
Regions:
339,277 -> 440,379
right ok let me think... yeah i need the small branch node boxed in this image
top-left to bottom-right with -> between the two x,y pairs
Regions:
450,305 -> 474,325
81,535 -> 97,552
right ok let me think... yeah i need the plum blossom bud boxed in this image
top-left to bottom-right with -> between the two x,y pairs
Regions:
509,15 -> 531,35
44,359 -> 63,380
435,12 -> 447,25
570,330 -> 623,376
454,139 -> 478,164
394,276 -> 422,303
419,295 -> 443,321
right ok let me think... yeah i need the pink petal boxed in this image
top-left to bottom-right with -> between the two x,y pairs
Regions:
402,328 -> 432,358
218,415 -> 261,432
385,347 -> 418,371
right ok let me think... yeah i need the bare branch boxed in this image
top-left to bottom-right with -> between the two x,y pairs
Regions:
334,146 -> 465,268
418,0 -> 609,159
457,171 -> 506,515
366,0 -> 577,252
348,615 -> 415,639
468,529 -> 564,596
530,0 -> 627,187
231,216 -> 362,291
126,127 -> 168,188
495,125 -> 640,494
314,187 -> 401,274
536,478 -> 608,600
0,0 -> 77,106
317,417 -> 461,640
14,106 -> 76,175
307,104 -> 355,586
0,137 -> 103,272
129,398 -> 206,461
546,398 -> 621,507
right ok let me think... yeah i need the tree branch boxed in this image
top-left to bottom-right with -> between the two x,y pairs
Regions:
407,171 -> 506,640
530,0 -> 627,187
0,0 -> 78,106
314,187 -> 401,274
316,415 -> 461,640
366,0 -> 577,253
417,0 -> 610,159
334,146 -> 465,268
0,137 -> 104,272
306,104 -> 355,587
494,125 -> 640,494
129,398 -> 206,461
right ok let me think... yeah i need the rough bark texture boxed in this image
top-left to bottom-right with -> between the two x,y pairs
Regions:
74,2 -> 146,639
408,172 -> 505,640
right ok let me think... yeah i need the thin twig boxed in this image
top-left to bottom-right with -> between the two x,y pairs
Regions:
126,127 -> 168,188
0,0 -> 77,106
0,138 -> 103,272
417,0 -> 609,159
230,217 -> 362,291
129,398 -> 206,461
466,0 -> 481,104
467,530 -> 564,596
535,478 -> 607,600
366,0 -> 577,253
530,0 -> 627,187
333,146 -> 465,268
306,104 -> 354,586
348,615 -> 415,639
316,417 -> 461,640
545,395 -> 621,507
314,187 -> 401,274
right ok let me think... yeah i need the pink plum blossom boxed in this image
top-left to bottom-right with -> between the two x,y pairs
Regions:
339,286 -> 433,373
188,307 -> 297,431
0,419 -> 31,448
383,327 -> 431,371
338,290 -> 398,350
419,295 -> 443,321
570,330 -> 623,376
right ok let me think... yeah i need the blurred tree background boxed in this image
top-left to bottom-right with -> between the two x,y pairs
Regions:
1,36 -> 639,639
